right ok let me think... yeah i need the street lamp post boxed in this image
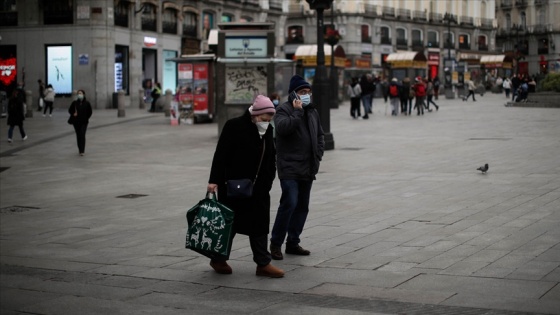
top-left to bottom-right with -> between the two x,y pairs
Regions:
306,0 -> 334,150
443,12 -> 457,99
329,7 -> 339,109
512,24 -> 525,76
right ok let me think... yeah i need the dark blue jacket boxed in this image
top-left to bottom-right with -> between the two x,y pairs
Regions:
274,96 -> 325,181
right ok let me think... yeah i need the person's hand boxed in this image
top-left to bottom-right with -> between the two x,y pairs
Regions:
207,183 -> 218,193
292,98 -> 303,110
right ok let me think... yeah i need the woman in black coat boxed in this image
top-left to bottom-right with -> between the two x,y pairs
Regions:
207,95 -> 284,278
7,89 -> 28,143
68,89 -> 93,156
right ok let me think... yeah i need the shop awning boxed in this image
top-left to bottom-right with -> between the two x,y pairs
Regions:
293,45 -> 346,67
480,55 -> 513,69
385,51 -> 427,68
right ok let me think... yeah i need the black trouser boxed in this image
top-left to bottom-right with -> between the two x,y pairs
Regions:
73,123 -> 88,154
415,96 -> 425,115
43,101 -> 53,115
213,233 -> 271,266
350,97 -> 361,118
465,90 -> 476,101
426,95 -> 438,109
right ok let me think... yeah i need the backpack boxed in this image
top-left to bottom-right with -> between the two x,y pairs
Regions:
415,83 -> 426,96
389,85 -> 398,97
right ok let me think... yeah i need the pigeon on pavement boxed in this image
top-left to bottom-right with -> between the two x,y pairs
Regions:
477,163 -> 489,174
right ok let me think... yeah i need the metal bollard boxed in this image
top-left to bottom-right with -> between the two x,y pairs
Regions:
118,90 -> 125,117
163,89 -> 172,117
25,90 -> 33,118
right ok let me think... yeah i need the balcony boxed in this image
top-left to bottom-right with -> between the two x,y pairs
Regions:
529,24 -> 550,34
382,6 -> 395,17
412,10 -> 427,21
163,21 -> 177,34
412,40 -> 424,51
537,47 -> 549,54
142,18 -> 157,32
535,0 -> 547,5
459,16 -> 474,26
364,4 -> 377,16
459,42 -> 471,50
426,41 -> 439,48
501,0 -> 513,9
183,25 -> 197,38
480,18 -> 493,29
515,0 -> 528,8
0,11 -> 17,26
396,38 -> 408,49
381,37 -> 392,45
429,12 -> 442,23
444,42 -> 455,49
478,44 -> 489,51
397,8 -> 410,19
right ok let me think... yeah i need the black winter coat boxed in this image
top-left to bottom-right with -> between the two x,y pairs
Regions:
7,97 -> 25,126
68,99 -> 93,125
208,110 -> 276,236
274,97 -> 325,181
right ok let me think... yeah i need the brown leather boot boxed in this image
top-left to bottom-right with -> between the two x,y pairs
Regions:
210,260 -> 232,274
256,264 -> 285,278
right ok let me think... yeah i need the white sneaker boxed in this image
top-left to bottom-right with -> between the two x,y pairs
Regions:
23,135 -> 28,141
8,138 -> 12,143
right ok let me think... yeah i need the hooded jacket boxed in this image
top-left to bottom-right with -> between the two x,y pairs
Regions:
274,95 -> 325,181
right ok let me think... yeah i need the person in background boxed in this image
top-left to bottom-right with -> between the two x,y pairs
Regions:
68,90 -> 93,156
347,77 -> 362,119
399,77 -> 412,116
432,76 -> 441,100
360,74 -> 375,117
43,84 -> 56,117
270,74 -> 325,260
413,77 -> 426,116
502,77 -> 512,99
149,82 -> 161,113
426,78 -> 439,111
388,78 -> 400,116
463,80 -> 477,102
7,89 -> 28,143
37,79 -> 45,111
207,95 -> 283,278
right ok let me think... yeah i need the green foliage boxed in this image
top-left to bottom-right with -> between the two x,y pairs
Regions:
541,73 -> 560,92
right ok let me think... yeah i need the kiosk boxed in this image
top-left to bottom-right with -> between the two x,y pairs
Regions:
480,55 -> 513,79
386,51 -> 427,80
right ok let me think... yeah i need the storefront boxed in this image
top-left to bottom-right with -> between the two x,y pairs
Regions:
385,51 -> 427,80
480,55 -> 513,79
293,44 -> 346,85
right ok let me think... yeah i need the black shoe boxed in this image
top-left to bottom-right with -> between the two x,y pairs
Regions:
363,115 -> 369,119
436,105 -> 439,111
270,245 -> 283,260
285,245 -> 310,256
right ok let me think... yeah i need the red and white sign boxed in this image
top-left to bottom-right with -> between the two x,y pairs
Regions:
144,36 -> 157,47
0,57 -> 17,86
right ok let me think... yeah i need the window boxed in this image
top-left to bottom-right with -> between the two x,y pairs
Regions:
444,31 -> 454,48
115,45 -> 129,94
287,25 -> 304,44
141,3 -> 157,32
240,16 -> 253,22
361,24 -> 371,43
380,26 -> 391,45
505,13 -> 511,30
114,1 -> 129,28
396,28 -> 407,47
44,0 -> 73,25
459,34 -> 470,49
202,12 -> 214,39
538,38 -> 548,54
478,35 -> 488,51
183,11 -> 197,37
427,30 -> 439,47
162,8 -> 177,34
412,29 -> 423,47
0,0 -> 17,26
221,14 -> 233,22
520,12 -> 526,28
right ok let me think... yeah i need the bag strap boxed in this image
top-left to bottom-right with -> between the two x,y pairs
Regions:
253,140 -> 266,184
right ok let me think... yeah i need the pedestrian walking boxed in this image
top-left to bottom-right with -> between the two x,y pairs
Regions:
433,76 -> 441,100
347,77 -> 362,119
400,77 -> 413,115
413,77 -> 426,116
149,82 -> 161,113
43,84 -> 55,117
270,74 -> 325,261
360,74 -> 375,116
426,78 -> 439,111
388,78 -> 400,116
206,95 -> 284,278
68,89 -> 93,156
503,77 -> 512,98
7,89 -> 28,143
37,79 -> 45,111
463,80 -> 477,102
511,74 -> 521,102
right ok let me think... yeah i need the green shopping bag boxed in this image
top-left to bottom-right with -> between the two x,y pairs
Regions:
185,193 -> 235,260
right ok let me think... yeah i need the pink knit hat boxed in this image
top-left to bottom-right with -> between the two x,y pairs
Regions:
250,95 -> 275,116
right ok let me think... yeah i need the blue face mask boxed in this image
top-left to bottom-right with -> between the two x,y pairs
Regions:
272,99 -> 279,107
299,94 -> 311,106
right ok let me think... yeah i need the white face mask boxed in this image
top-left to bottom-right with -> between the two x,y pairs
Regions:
256,121 -> 270,136
299,94 -> 311,106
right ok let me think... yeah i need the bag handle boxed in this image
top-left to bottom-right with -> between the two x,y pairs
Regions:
253,140 -> 266,184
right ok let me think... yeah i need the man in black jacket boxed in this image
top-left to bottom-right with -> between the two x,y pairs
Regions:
270,75 -> 325,260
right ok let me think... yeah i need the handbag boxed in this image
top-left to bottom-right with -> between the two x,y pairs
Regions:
185,193 -> 235,260
39,98 -> 44,109
67,107 -> 77,125
226,141 -> 266,198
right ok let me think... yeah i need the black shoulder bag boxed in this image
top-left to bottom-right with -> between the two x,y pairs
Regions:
226,142 -> 266,198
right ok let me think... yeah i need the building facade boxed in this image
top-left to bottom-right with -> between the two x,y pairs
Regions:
0,0 -> 283,109
495,0 -> 560,76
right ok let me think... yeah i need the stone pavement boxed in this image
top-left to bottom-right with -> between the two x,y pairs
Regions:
1,92 -> 559,315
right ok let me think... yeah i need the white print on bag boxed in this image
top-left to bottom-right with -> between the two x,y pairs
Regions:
186,203 -> 227,253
